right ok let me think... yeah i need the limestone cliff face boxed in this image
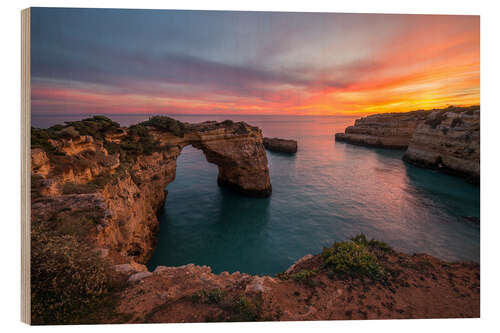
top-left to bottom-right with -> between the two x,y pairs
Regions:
335,106 -> 480,182
335,110 -> 431,148
31,116 -> 480,324
403,107 -> 480,184
31,117 -> 272,264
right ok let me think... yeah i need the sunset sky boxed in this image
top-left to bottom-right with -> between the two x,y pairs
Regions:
31,8 -> 479,116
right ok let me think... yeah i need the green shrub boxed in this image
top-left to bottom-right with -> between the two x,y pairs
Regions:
228,296 -> 262,322
207,289 -> 224,304
190,288 -> 225,305
140,116 -> 185,137
277,269 -> 317,285
62,116 -> 121,141
119,124 -> 160,158
57,126 -> 80,139
31,221 -> 123,325
290,269 -> 317,282
350,234 -> 392,252
322,238 -> 386,281
31,127 -> 58,154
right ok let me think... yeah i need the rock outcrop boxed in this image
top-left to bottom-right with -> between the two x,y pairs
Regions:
263,137 -> 298,154
30,116 -> 480,324
335,106 -> 480,182
403,108 -> 480,184
335,110 -> 431,149
31,116 -> 271,264
114,242 -> 479,323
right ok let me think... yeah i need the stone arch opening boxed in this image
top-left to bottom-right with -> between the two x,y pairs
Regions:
180,137 -> 272,197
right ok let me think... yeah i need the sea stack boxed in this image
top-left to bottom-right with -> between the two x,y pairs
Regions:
263,137 -> 298,154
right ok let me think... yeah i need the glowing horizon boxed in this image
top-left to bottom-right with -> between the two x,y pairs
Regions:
31,9 -> 480,116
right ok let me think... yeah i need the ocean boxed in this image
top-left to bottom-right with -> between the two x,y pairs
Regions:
32,114 -> 480,275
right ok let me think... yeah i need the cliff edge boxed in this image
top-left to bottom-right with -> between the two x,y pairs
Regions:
335,106 -> 480,183
29,116 -> 479,324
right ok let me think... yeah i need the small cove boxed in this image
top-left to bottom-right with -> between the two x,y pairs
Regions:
145,115 -> 480,275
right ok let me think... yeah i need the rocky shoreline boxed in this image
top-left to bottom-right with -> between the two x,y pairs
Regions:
335,106 -> 480,183
30,116 -> 479,324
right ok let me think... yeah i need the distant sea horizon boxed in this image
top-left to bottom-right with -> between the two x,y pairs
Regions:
31,112 -> 360,129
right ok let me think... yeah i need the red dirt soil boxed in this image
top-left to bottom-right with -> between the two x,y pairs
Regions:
114,249 -> 479,323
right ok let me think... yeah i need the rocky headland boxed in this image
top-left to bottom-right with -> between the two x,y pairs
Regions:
30,116 -> 479,324
335,110 -> 431,149
335,106 -> 480,183
263,137 -> 298,154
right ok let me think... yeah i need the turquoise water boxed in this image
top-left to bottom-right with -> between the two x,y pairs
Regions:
32,114 -> 480,275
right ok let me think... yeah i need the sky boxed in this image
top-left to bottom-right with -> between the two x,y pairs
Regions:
30,8 -> 480,116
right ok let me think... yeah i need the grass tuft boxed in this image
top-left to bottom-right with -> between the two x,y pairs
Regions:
322,235 -> 387,281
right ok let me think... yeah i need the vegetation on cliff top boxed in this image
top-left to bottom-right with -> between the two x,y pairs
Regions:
321,234 -> 389,281
31,208 -> 126,325
139,116 -> 186,137
189,288 -> 263,322
276,234 -> 390,286
32,116 -> 123,151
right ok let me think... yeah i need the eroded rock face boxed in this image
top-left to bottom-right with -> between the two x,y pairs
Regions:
31,117 -> 271,264
30,116 -> 480,324
115,247 -> 479,323
335,106 -> 480,182
335,110 -> 431,148
403,107 -> 480,184
263,137 -> 298,154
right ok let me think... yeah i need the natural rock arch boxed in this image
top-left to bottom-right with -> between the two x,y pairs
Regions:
149,120 -> 272,198
31,117 -> 272,263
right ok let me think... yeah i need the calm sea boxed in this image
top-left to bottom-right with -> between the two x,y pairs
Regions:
32,114 -> 480,275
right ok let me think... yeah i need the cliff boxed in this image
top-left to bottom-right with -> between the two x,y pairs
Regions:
334,110 -> 431,149
31,116 -> 271,266
115,236 -> 480,322
335,106 -> 480,182
30,116 -> 479,324
403,108 -> 480,184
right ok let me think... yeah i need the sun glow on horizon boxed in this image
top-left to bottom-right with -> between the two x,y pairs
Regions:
30,10 -> 479,117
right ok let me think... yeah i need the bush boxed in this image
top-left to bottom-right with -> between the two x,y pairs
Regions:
119,124 -> 160,157
350,234 -> 392,252
290,269 -> 317,282
57,126 -> 80,139
228,296 -> 262,322
31,221 -> 123,324
63,116 -> 121,140
190,288 -> 225,305
31,127 -> 58,154
277,269 -> 317,286
322,237 -> 386,281
207,289 -> 224,304
140,116 -> 185,137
